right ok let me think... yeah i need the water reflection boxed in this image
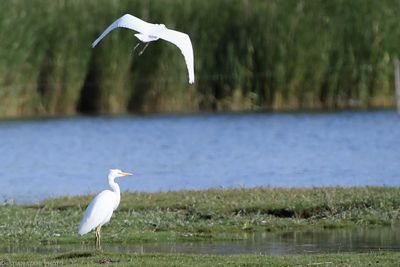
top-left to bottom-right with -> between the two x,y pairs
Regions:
2,227 -> 400,255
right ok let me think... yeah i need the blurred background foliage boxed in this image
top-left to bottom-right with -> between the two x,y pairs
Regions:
0,0 -> 399,117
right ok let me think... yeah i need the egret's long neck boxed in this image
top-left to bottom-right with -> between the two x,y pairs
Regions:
108,175 -> 121,210
108,175 -> 120,195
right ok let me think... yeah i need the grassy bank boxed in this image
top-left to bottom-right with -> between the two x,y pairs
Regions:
1,251 -> 400,267
1,0 -> 400,117
1,187 -> 399,246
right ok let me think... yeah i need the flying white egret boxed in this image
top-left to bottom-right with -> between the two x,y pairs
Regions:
78,169 -> 133,248
92,13 -> 195,84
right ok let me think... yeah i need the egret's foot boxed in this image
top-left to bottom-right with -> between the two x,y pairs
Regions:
139,43 -> 149,55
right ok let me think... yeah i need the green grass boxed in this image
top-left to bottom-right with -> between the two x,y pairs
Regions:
1,187 -> 399,246
1,0 -> 400,117
1,251 -> 400,267
1,187 -> 400,265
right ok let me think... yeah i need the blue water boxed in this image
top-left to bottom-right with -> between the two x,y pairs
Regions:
0,110 -> 399,203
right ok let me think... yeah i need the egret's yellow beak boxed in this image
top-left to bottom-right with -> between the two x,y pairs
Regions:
120,171 -> 133,176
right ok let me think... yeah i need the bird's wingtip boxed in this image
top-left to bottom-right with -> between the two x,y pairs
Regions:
78,229 -> 87,236
78,224 -> 89,236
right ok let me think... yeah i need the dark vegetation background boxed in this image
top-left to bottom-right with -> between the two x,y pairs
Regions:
0,0 -> 399,117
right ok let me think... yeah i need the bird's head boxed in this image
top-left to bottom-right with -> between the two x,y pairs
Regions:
108,169 -> 133,179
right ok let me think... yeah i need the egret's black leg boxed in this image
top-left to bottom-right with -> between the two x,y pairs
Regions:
133,42 -> 141,53
139,43 -> 150,55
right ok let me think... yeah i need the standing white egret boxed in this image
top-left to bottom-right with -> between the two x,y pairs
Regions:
92,13 -> 195,84
78,169 -> 133,248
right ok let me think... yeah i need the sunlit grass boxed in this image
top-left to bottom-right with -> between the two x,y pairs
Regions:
0,187 -> 399,246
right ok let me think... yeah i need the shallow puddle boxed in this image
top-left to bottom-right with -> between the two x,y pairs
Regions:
2,227 -> 400,255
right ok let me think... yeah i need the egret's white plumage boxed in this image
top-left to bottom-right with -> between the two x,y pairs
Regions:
78,190 -> 116,235
78,169 -> 133,247
92,14 -> 195,84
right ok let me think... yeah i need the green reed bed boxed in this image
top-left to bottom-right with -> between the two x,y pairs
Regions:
0,0 -> 400,117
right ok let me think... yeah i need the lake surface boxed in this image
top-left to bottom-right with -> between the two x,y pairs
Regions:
0,110 -> 399,203
2,227 -> 400,255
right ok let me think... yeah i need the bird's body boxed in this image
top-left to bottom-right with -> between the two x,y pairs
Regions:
78,190 -> 118,236
134,33 -> 159,43
92,14 -> 195,84
78,169 -> 132,248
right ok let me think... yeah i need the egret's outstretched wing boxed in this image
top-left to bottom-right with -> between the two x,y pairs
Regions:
92,14 -> 152,48
157,29 -> 195,84
78,190 -> 115,235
